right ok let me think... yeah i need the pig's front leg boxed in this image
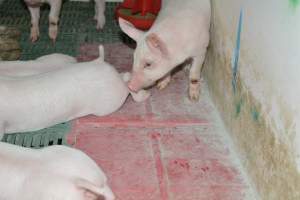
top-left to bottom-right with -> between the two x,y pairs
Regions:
28,6 -> 40,42
94,0 -> 105,30
157,73 -> 171,90
48,0 -> 62,42
189,54 -> 206,101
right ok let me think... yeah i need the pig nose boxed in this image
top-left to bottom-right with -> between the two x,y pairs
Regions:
128,82 -> 139,92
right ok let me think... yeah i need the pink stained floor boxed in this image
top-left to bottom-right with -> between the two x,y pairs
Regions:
67,43 -> 256,200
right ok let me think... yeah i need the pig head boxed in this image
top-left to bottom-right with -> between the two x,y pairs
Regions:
118,0 -> 211,101
118,18 -> 174,92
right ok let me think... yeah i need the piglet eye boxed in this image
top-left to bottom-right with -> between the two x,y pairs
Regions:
144,62 -> 152,68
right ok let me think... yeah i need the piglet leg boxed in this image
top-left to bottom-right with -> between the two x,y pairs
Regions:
157,73 -> 171,90
48,0 -> 62,42
189,53 -> 206,101
28,6 -> 40,42
94,0 -> 106,30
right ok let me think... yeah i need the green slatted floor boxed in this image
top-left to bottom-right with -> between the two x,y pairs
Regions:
0,0 -> 126,148
0,0 -> 124,59
1,123 -> 71,148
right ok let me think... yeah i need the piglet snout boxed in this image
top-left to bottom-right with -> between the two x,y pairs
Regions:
128,81 -> 139,92
127,73 -> 144,92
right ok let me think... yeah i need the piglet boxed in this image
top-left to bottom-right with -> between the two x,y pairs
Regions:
0,45 -> 149,139
0,53 -> 77,77
0,141 -> 115,200
119,0 -> 211,101
24,0 -> 105,42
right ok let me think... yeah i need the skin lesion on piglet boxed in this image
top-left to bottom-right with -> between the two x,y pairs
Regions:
50,22 -> 58,26
24,0 -> 43,7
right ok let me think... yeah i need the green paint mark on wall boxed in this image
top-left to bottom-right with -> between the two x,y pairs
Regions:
251,107 -> 260,122
290,0 -> 300,8
235,99 -> 243,117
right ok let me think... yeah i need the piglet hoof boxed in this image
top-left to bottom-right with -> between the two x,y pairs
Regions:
30,28 -> 39,43
48,24 -> 58,43
157,75 -> 171,90
189,80 -> 200,101
96,16 -> 105,30
49,31 -> 57,43
96,23 -> 104,31
189,91 -> 200,101
30,34 -> 38,43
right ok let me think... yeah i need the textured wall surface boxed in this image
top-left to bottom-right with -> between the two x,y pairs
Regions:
203,0 -> 300,199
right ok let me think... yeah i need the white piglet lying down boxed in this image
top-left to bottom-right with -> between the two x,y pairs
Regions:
0,53 -> 77,77
0,142 -> 115,200
0,45 -> 149,138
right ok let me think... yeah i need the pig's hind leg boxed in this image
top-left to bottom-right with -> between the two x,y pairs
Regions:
189,53 -> 206,101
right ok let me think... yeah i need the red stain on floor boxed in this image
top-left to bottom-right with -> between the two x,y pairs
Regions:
66,43 -> 254,200
150,132 -> 169,200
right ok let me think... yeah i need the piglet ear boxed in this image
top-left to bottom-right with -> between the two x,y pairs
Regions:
118,18 -> 144,41
146,33 -> 169,57
74,178 -> 114,200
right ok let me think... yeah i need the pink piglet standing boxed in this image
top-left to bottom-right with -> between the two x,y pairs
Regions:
119,0 -> 211,101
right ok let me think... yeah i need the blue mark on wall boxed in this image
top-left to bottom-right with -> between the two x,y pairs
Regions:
251,107 -> 260,122
232,9 -> 243,93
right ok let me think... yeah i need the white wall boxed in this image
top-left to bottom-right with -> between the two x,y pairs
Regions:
214,0 -> 300,170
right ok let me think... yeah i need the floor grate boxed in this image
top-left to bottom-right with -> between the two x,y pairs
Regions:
0,0 -> 133,60
1,122 -> 71,148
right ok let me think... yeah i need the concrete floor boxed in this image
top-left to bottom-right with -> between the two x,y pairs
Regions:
66,43 -> 258,200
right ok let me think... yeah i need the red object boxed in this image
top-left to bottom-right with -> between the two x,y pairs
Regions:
116,0 -> 161,30
119,0 -> 135,8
